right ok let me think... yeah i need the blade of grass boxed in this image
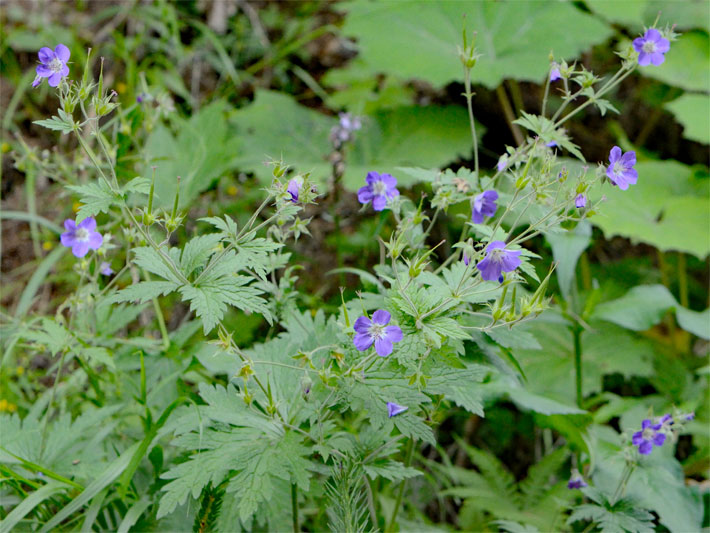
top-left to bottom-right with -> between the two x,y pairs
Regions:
0,480 -> 69,533
39,442 -> 140,533
14,246 -> 65,319
116,497 -> 151,533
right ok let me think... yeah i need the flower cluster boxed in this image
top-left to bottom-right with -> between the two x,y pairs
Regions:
330,112 -> 362,149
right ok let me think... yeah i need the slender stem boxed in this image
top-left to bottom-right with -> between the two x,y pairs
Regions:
541,73 -> 552,117
573,324 -> 583,408
677,253 -> 689,308
495,85 -> 524,145
291,483 -> 299,532
462,69 -> 479,176
611,462 -> 635,504
385,438 -> 415,533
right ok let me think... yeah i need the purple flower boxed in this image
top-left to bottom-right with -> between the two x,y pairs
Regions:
339,113 -> 362,133
387,402 -> 408,418
353,309 -> 403,357
550,67 -> 561,82
575,193 -> 587,208
287,179 -> 301,203
358,172 -> 399,211
684,412 -> 695,421
471,190 -> 498,224
462,252 -> 470,266
99,261 -> 114,276
32,44 -> 70,88
567,472 -> 588,490
60,217 -> 103,258
546,140 -> 558,148
497,156 -> 508,172
632,419 -> 666,455
476,241 -> 522,282
633,29 -> 670,67
606,146 -> 638,190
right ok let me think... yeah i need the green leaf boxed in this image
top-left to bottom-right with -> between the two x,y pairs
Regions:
511,312 -> 655,403
675,306 -> 710,340
109,281 -> 179,304
0,480 -> 70,533
132,247 -> 183,283
590,160 -> 710,258
363,461 -> 421,482
39,443 -> 140,533
665,93 -> 710,145
336,0 -> 612,88
32,112 -> 75,134
179,276 -> 269,334
545,222 -> 592,301
230,90 -> 479,191
592,284 -> 677,331
66,181 -> 117,221
180,234 -> 222,277
144,100 -> 241,208
426,364 -> 487,415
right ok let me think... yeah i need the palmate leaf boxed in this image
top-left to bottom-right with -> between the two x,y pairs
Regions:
143,100 -> 241,208
179,234 -> 222,278
230,90 -> 477,191
347,372 -> 435,444
109,281 -> 179,304
425,363 -> 487,415
590,160 -> 710,259
226,432 -> 314,524
66,181 -> 117,222
336,0 -> 611,88
178,276 -> 270,334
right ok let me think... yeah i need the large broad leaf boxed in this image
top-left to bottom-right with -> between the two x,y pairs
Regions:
590,160 -> 710,259
144,100 -> 241,208
638,31 -> 709,92
230,90 -> 477,191
545,222 -> 592,301
510,312 -> 655,405
587,0 -> 710,32
592,285 -> 677,331
593,284 -> 710,340
665,94 -> 710,145
336,0 -> 612,88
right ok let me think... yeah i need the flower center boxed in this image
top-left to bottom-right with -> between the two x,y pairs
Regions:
373,181 -> 387,196
642,41 -> 656,54
642,427 -> 655,440
489,248 -> 504,262
368,322 -> 385,340
612,161 -> 624,175
75,228 -> 90,242
49,57 -> 64,73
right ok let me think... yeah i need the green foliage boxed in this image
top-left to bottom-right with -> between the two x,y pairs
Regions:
665,93 -> 710,145
143,100 -> 241,208
444,444 -> 573,531
326,462 -> 372,533
230,90 -> 478,191
640,31 -> 710,92
336,0 -> 612,88
591,160 -> 710,258
568,491 -> 655,533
